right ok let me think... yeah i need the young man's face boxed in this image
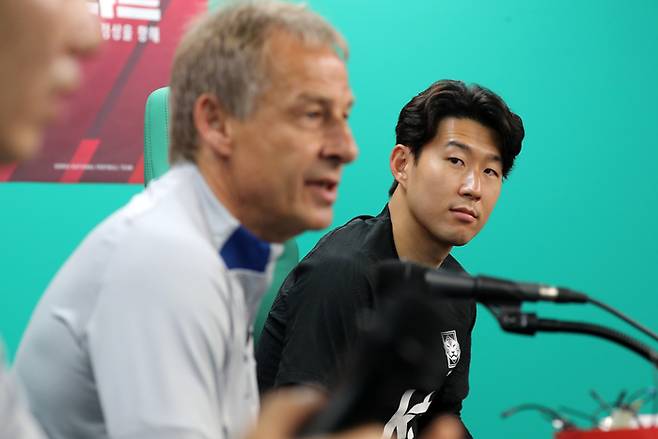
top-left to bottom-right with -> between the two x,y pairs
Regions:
402,117 -> 503,248
226,31 -> 358,241
0,0 -> 101,163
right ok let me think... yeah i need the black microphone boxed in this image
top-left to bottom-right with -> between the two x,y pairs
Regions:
376,260 -> 588,304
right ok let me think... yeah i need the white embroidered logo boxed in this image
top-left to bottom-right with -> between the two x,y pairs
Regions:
383,390 -> 434,439
441,330 -> 460,370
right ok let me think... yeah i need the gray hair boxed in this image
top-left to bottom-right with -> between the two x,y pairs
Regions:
169,0 -> 349,163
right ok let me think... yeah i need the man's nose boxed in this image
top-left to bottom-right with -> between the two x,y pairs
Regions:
67,0 -> 103,57
322,119 -> 358,165
459,170 -> 482,200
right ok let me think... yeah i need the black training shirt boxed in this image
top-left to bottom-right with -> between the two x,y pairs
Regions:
256,206 -> 476,438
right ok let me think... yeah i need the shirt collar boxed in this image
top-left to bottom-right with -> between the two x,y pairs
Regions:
187,162 -> 283,273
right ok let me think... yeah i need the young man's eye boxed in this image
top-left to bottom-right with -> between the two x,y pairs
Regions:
448,157 -> 464,166
484,168 -> 500,178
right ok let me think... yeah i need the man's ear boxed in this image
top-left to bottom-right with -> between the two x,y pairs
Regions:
193,93 -> 234,158
390,144 -> 412,189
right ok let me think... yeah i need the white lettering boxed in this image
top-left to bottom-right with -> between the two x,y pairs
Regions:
382,391 -> 435,439
88,0 -> 162,22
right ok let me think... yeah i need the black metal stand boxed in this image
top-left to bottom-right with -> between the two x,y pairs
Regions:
486,303 -> 658,368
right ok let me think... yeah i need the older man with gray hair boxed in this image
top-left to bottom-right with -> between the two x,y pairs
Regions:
15,2 -> 359,438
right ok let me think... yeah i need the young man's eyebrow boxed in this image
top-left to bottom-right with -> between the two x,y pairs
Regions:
445,140 -> 501,162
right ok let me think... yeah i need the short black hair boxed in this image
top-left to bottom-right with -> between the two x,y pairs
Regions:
389,79 -> 525,196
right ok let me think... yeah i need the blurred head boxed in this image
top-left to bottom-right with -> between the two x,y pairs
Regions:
389,80 -> 524,251
0,0 -> 101,164
170,2 -> 357,242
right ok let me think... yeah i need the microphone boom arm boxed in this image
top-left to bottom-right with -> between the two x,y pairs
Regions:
486,304 -> 658,368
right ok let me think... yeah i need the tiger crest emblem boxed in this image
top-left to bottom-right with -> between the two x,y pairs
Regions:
441,330 -> 460,369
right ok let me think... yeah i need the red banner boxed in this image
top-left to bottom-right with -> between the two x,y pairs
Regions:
0,0 -> 207,184
556,427 -> 658,438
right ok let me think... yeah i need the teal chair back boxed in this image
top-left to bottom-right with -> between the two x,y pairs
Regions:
144,87 -> 171,183
144,86 -> 299,342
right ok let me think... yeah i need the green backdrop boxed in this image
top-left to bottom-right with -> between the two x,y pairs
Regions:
2,1 -> 657,437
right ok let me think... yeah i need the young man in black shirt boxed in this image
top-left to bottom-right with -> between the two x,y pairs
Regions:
256,79 -> 525,439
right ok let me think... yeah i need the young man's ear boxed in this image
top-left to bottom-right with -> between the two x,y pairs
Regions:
390,144 -> 412,190
193,93 -> 234,158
